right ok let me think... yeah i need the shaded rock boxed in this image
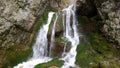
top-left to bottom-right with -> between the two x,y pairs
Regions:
76,0 -> 97,17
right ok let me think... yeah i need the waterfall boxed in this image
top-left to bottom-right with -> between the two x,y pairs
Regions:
61,5 -> 79,68
14,3 -> 80,68
14,12 -> 54,68
33,12 -> 55,58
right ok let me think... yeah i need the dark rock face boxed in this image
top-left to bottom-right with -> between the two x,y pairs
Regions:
76,0 -> 97,18
76,0 -> 120,46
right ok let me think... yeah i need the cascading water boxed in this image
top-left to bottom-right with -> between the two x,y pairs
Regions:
61,5 -> 79,68
14,1 -> 80,68
33,12 -> 55,58
14,12 -> 54,68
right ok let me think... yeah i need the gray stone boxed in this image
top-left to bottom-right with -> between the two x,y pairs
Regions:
0,0 -> 49,46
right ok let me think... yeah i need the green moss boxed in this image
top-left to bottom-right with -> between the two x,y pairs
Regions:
3,45 -> 32,68
76,42 -> 96,68
90,33 -> 108,54
76,33 -> 119,68
89,33 -> 118,57
34,58 -> 64,68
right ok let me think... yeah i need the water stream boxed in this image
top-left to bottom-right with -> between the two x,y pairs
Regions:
14,1 -> 80,68
61,5 -> 79,68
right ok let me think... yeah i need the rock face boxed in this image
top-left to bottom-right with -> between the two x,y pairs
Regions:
99,0 -> 120,45
0,0 -> 48,47
76,0 -> 120,45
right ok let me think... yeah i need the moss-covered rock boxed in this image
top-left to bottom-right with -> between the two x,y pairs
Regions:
34,58 -> 64,68
2,45 -> 32,68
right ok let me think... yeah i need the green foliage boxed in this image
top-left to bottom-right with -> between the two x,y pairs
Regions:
34,58 -> 64,68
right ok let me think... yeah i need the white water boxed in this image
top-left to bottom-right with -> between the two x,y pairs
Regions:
61,5 -> 79,68
14,12 -> 54,68
33,12 -> 55,58
14,2 -> 80,68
